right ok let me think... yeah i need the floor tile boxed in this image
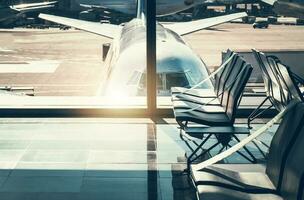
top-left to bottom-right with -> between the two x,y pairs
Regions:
88,151 -> 147,164
81,177 -> 147,194
85,163 -> 147,178
20,150 -> 89,163
11,162 -> 86,177
1,176 -> 83,192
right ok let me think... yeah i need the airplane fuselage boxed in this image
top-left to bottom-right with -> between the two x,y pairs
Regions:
103,18 -> 211,96
273,0 -> 304,19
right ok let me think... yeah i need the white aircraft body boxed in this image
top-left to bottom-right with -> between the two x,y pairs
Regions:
39,0 -> 247,97
261,0 -> 304,19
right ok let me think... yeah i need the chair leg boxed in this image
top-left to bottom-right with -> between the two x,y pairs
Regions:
187,134 -> 212,165
187,141 -> 221,171
247,96 -> 272,129
180,130 -> 206,158
251,139 -> 267,159
232,135 -> 257,163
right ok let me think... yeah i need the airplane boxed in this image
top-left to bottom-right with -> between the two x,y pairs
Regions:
76,0 -> 205,17
39,0 -> 247,97
76,0 -> 252,22
73,0 -> 208,23
260,0 -> 304,19
0,1 -> 57,27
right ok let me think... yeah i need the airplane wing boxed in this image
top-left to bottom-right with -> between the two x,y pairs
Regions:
260,0 -> 277,5
163,12 -> 247,36
10,1 -> 57,12
39,14 -> 122,39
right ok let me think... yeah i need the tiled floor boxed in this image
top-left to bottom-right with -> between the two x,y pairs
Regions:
0,118 -> 277,200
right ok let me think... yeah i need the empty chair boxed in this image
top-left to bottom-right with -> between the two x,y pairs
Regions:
171,49 -> 237,101
252,49 -> 288,110
248,50 -> 295,128
172,55 -> 246,109
173,58 -> 256,167
174,63 -> 252,127
267,56 -> 304,103
192,102 -> 304,200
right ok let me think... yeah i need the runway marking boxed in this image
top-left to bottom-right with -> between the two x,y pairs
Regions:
0,55 -> 36,60
0,60 -> 60,73
0,48 -> 16,53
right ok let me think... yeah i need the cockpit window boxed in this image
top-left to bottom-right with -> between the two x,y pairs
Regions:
166,73 -> 190,89
128,69 -> 208,96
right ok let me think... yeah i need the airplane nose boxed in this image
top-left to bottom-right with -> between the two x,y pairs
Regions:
184,0 -> 194,6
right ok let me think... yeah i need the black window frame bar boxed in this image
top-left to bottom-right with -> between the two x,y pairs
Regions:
146,0 -> 157,116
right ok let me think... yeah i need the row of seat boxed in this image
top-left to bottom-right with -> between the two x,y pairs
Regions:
248,50 -> 304,128
171,49 -> 304,200
171,51 -> 256,168
172,50 -> 252,127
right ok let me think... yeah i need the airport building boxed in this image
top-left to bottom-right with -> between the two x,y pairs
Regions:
0,0 -> 303,199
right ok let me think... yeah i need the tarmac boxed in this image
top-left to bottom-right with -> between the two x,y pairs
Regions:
0,23 -> 303,96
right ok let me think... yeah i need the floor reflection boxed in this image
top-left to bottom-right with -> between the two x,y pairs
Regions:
0,119 -> 275,200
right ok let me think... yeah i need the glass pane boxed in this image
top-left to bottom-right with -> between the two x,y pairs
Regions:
0,1 -> 147,108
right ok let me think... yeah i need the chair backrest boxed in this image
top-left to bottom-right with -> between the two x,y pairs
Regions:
252,49 -> 287,111
252,49 -> 273,98
219,56 -> 246,106
222,63 -> 253,123
266,103 -> 304,191
214,52 -> 238,102
279,106 -> 304,200
267,57 -> 304,103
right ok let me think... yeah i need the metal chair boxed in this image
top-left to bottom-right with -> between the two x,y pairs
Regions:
173,63 -> 254,168
267,56 -> 304,103
248,50 -> 291,128
172,55 -> 247,110
171,49 -> 237,102
191,102 -> 304,200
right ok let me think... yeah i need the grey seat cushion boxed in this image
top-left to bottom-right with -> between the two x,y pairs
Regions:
197,185 -> 282,200
208,164 -> 266,173
174,109 -> 232,126
192,165 -> 276,193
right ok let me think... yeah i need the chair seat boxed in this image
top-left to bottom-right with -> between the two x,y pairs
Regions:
172,94 -> 221,106
192,165 -> 275,191
174,108 -> 232,126
171,87 -> 217,98
173,101 -> 224,113
193,165 -> 280,200
197,185 -> 282,200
